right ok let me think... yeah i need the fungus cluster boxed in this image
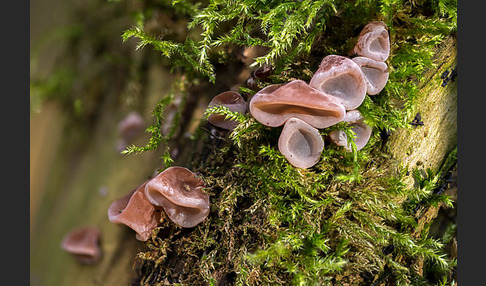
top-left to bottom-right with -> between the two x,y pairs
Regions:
108,166 -> 209,241
206,21 -> 390,168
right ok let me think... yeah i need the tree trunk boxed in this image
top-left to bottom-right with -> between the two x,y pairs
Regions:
30,1 -> 457,285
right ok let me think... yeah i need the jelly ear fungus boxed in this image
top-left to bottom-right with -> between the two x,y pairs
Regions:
249,79 -> 346,129
144,167 -> 210,228
278,117 -> 325,169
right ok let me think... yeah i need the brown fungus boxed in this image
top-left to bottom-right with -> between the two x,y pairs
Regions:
278,117 -> 325,169
352,56 -> 389,95
117,111 -> 145,141
309,55 -> 367,110
329,110 -> 372,152
144,167 -> 209,228
249,79 -> 345,129
60,225 -> 102,264
207,91 -> 247,130
350,21 -> 390,62
108,181 -> 161,241
116,111 -> 145,152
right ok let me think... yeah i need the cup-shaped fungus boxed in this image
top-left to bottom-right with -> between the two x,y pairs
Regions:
144,167 -> 210,228
207,91 -> 247,130
108,182 -> 161,241
309,55 -> 367,110
329,110 -> 372,152
60,225 -> 101,264
278,117 -> 325,169
249,79 -> 346,129
352,56 -> 389,95
350,21 -> 390,62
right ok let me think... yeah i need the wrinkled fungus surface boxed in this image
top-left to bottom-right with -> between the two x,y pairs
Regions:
249,79 -> 345,128
278,117 -> 325,169
108,182 -> 161,241
350,21 -> 390,62
60,225 -> 102,264
309,55 -> 367,110
144,167 -> 210,228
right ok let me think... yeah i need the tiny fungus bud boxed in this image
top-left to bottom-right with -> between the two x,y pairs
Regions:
108,182 -> 161,241
144,167 -> 210,228
309,55 -> 367,110
207,91 -> 247,130
249,79 -> 346,129
60,225 -> 101,264
278,117 -> 324,169
350,21 -> 390,62
351,56 -> 389,95
329,110 -> 372,151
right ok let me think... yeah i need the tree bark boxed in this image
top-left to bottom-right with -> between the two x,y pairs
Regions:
30,1 -> 457,285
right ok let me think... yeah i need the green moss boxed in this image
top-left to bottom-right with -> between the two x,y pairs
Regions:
32,0 -> 456,284
126,0 -> 457,284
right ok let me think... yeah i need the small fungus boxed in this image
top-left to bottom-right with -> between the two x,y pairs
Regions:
278,117 -> 325,169
108,182 -> 161,241
116,111 -> 145,152
351,56 -> 389,95
350,21 -> 390,62
207,91 -> 247,130
249,79 -> 346,129
309,55 -> 367,110
144,167 -> 210,228
60,225 -> 102,264
329,110 -> 372,151
117,111 -> 145,141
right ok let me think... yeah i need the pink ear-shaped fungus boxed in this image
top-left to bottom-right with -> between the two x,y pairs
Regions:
329,110 -> 372,152
278,117 -> 325,169
108,182 -> 161,241
350,21 -> 390,62
117,111 -> 145,141
249,79 -> 346,129
309,55 -> 367,110
144,167 -> 210,228
60,225 -> 102,264
352,56 -> 389,95
207,91 -> 247,130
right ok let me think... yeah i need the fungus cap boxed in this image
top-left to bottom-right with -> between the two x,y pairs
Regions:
108,182 -> 161,241
278,117 -> 325,169
144,167 -> 209,228
352,56 -> 389,95
60,225 -> 101,264
329,110 -> 372,151
249,80 -> 346,129
207,91 -> 247,130
350,21 -> 390,62
309,55 -> 367,110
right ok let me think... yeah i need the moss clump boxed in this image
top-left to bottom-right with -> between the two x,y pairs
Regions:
114,0 -> 457,285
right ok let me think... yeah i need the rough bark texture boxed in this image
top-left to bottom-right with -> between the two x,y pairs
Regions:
388,36 -> 457,188
30,1 -> 457,285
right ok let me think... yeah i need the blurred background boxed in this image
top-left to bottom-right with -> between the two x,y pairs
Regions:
30,0 -> 191,284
